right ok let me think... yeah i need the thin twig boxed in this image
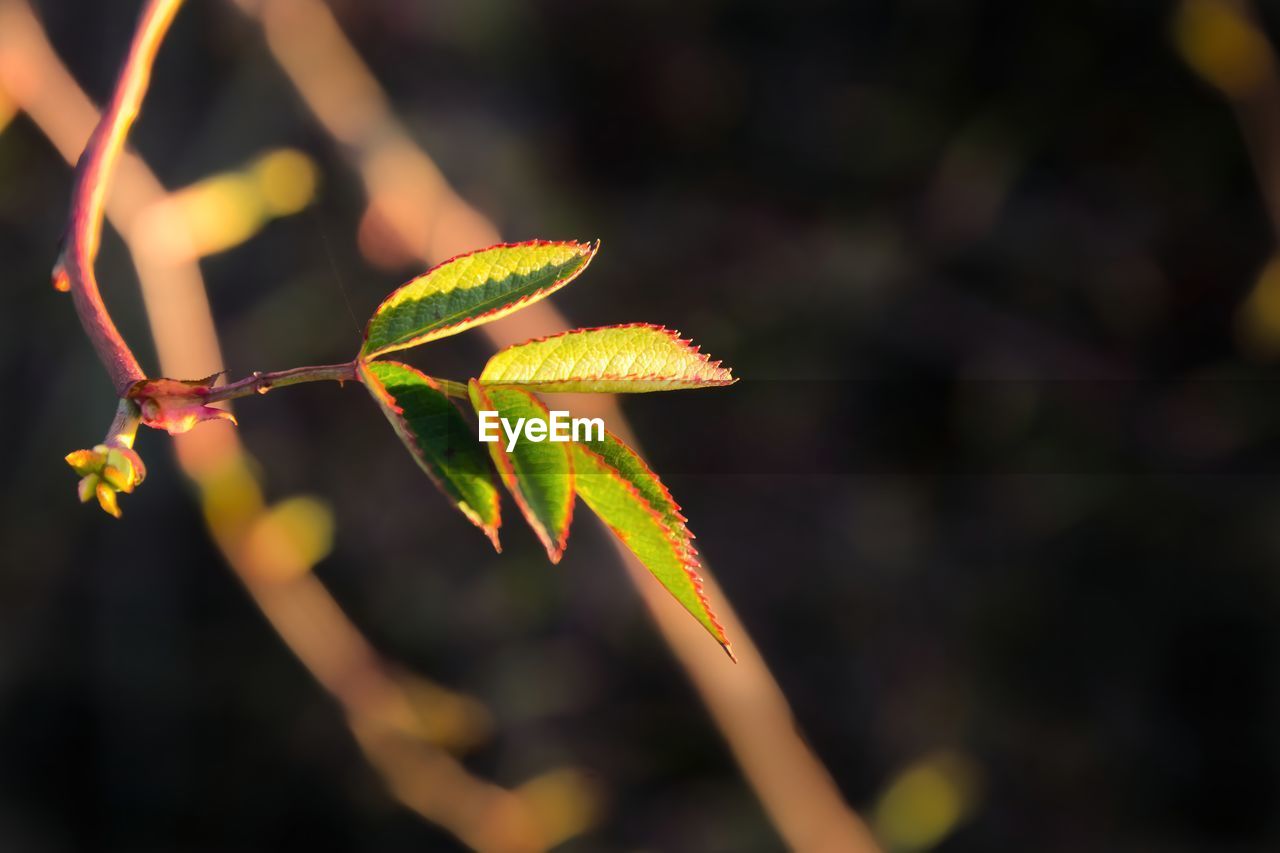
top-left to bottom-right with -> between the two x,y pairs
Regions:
102,397 -> 142,448
202,360 -> 359,404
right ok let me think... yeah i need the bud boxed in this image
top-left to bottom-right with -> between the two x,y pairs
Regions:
127,375 -> 237,435
65,443 -> 146,517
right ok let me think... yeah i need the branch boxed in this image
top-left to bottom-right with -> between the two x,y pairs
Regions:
201,360 -> 359,404
4,3 -> 596,847
61,0 -> 183,394
1175,0 -> 1280,241
233,2 -> 880,848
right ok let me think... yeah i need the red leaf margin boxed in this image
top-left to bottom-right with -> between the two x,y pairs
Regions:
467,380 -> 575,563
478,323 -> 737,388
572,436 -> 734,659
359,360 -> 502,550
362,239 -> 600,358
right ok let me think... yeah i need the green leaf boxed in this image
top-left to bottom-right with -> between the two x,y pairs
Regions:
362,240 -> 598,358
479,324 -> 736,392
361,360 -> 501,548
467,380 -> 574,562
571,432 -> 732,656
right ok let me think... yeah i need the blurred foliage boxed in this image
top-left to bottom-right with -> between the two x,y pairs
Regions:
4,0 -> 1280,850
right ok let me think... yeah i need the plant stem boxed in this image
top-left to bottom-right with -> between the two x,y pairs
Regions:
63,0 -> 183,395
432,377 -> 469,400
103,397 -> 142,448
202,360 -> 360,404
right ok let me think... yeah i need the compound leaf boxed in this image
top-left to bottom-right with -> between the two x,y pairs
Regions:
361,360 -> 501,548
572,432 -> 732,655
363,240 -> 597,358
468,380 -> 574,562
479,324 -> 735,392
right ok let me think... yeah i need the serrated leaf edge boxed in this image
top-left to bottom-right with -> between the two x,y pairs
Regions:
479,323 -> 737,389
573,437 -> 733,657
363,239 -> 600,359
359,360 -> 502,550
467,380 -> 575,563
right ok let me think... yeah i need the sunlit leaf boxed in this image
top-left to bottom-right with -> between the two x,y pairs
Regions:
479,324 -> 736,392
575,430 -> 690,554
571,433 -> 731,655
361,360 -> 501,549
363,240 -> 598,358
468,380 -> 573,562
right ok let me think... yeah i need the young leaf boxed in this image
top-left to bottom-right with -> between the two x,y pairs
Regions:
468,380 -> 574,562
360,360 -> 501,549
571,434 -> 732,656
479,324 -> 735,392
575,430 -> 691,554
363,240 -> 598,359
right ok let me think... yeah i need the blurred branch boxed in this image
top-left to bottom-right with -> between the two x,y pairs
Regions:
1175,0 -> 1280,239
0,79 -> 15,133
871,751 -> 983,853
0,3 -> 601,849
139,146 -> 322,263
229,0 -> 880,848
1174,0 -> 1280,357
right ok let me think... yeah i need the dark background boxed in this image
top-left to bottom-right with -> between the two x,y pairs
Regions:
3,0 -> 1280,849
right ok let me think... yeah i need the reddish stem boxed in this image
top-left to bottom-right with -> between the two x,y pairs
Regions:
62,0 -> 184,394
201,360 -> 360,404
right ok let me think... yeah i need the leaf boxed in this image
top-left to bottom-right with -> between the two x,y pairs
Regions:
468,380 -> 574,562
575,430 -> 690,552
571,433 -> 732,656
479,324 -> 736,392
360,360 -> 501,549
362,240 -> 598,358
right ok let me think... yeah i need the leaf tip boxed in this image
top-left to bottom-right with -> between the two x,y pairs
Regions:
533,505 -> 572,564
485,525 -> 503,554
